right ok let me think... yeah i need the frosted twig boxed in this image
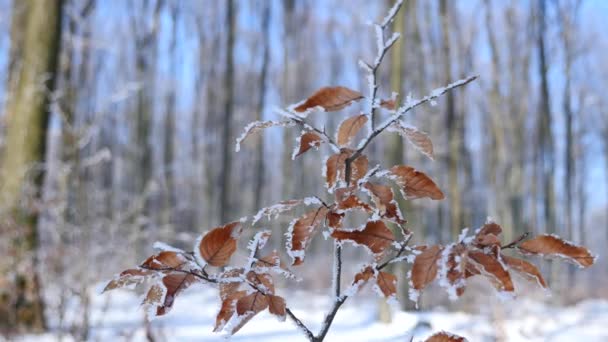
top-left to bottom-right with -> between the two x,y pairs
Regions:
275,107 -> 340,150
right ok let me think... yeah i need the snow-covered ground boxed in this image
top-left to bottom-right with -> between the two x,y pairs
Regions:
13,283 -> 608,342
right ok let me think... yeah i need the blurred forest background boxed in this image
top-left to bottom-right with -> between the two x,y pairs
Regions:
0,0 -> 607,337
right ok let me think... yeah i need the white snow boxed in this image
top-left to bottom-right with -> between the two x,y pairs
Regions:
20,286 -> 608,341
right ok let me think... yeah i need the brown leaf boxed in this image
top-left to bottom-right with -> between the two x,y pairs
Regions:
143,284 -> 165,307
331,220 -> 395,259
337,114 -> 368,147
219,268 -> 245,300
236,120 -> 293,151
336,194 -> 372,213
376,271 -> 397,298
294,86 -> 363,112
293,131 -> 323,158
352,265 -> 376,288
103,269 -> 153,292
156,273 -> 198,315
246,271 -> 275,294
387,165 -> 444,200
411,245 -> 443,290
425,331 -> 468,342
230,291 -> 270,334
287,207 -> 330,265
502,254 -> 547,288
517,234 -> 595,268
267,295 -> 286,320
468,250 -> 514,292
389,123 -> 434,160
236,291 -> 269,316
362,182 -> 405,224
214,290 -> 247,332
326,210 -> 345,230
141,251 -> 188,270
441,244 -> 468,298
474,222 -> 502,247
198,222 -> 242,267
325,149 -> 368,190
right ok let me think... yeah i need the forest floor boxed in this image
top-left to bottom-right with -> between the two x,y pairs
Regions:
14,283 -> 608,342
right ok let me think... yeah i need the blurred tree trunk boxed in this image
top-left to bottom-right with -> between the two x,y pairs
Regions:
440,0 -> 461,239
163,5 -> 178,230
253,2 -> 271,212
219,0 -> 236,223
0,0 -> 64,333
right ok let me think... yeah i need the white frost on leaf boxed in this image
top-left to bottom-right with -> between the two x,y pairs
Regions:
152,241 -> 184,253
235,120 -> 293,152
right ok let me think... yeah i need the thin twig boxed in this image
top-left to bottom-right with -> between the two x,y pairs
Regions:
501,232 -> 530,249
286,308 -> 316,341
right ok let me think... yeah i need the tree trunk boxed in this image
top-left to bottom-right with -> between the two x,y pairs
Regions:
219,0 -> 236,223
440,0 -> 461,239
253,2 -> 271,212
0,0 -> 64,333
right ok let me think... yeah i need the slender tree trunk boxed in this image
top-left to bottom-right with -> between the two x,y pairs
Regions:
253,2 -> 271,212
440,0 -> 461,239
0,0 -> 64,333
219,0 -> 236,223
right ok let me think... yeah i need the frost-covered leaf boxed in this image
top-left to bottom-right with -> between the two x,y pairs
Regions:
362,182 -> 405,224
246,271 -> 275,294
235,120 -> 294,152
380,98 -> 396,110
197,222 -> 242,267
219,268 -> 245,300
214,290 -> 246,332
236,291 -> 268,317
502,254 -> 547,288
267,295 -> 286,320
376,271 -> 397,299
425,331 -> 468,342
326,210 -> 345,230
331,220 -> 394,259
141,251 -> 188,270
468,250 -> 514,293
336,114 -> 367,147
386,165 -> 444,200
352,265 -> 376,289
287,207 -> 330,265
248,230 -> 272,253
517,234 -> 596,268
293,86 -> 363,112
336,193 -> 372,213
388,122 -> 434,160
411,245 -> 443,291
155,273 -> 198,316
103,269 -> 153,292
252,199 -> 303,225
473,222 -> 502,247
439,244 -> 468,299
325,149 -> 368,191
293,131 -> 323,159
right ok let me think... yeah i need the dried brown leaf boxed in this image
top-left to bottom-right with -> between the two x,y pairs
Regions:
288,207 -> 330,265
294,131 -> 323,158
353,265 -> 376,288
376,271 -> 397,298
517,234 -> 595,268
294,86 -> 363,112
141,251 -> 188,270
502,254 -> 547,288
198,222 -> 242,267
337,114 -> 368,147
214,290 -> 246,332
103,269 -> 153,292
236,120 -> 293,151
219,268 -> 245,300
331,220 -> 395,259
236,291 -> 269,316
267,295 -> 286,320
156,273 -> 198,315
387,165 -> 444,200
389,123 -> 434,160
468,250 -> 514,292
246,271 -> 275,294
411,245 -> 443,290
362,182 -> 405,224
425,331 -> 468,342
